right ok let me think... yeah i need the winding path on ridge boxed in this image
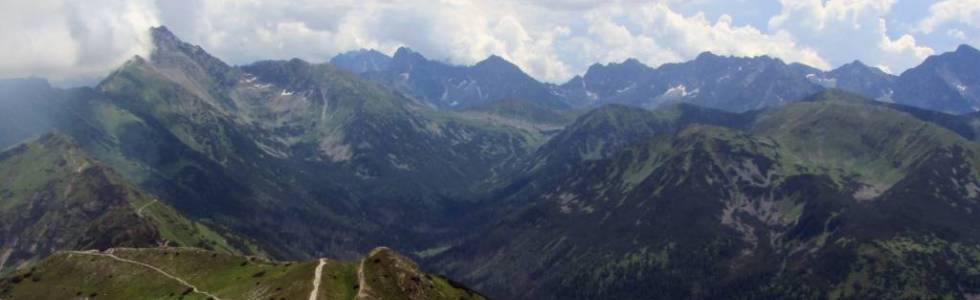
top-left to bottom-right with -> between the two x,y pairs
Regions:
308,258 -> 327,300
135,199 -> 158,217
69,250 -> 223,300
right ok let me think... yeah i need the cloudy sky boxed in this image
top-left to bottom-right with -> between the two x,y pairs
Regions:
2,0 -> 979,86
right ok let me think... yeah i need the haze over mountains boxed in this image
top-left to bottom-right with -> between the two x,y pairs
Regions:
1,26 -> 980,299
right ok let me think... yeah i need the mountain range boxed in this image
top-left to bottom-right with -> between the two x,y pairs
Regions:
334,44 -> 980,114
332,47 -> 569,109
429,91 -> 980,298
0,26 -> 979,299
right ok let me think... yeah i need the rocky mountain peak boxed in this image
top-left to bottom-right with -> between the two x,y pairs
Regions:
956,44 -> 979,55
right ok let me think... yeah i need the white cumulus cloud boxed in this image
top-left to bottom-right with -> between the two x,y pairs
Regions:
0,0 -> 975,85
917,0 -> 980,33
0,0 -> 159,85
559,3 -> 829,72
768,0 -> 932,74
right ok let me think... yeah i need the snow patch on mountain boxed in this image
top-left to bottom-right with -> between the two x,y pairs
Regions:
616,83 -> 636,94
662,84 -> 697,98
877,89 -> 895,103
955,83 -> 967,94
806,74 -> 837,88
585,90 -> 598,101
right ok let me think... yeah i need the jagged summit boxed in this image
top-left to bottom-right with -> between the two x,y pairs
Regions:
149,26 -> 177,42
349,43 -> 565,108
620,57 -> 645,66
329,49 -> 392,74
843,59 -> 867,67
393,46 -> 417,55
583,62 -> 604,73
585,58 -> 652,71
894,43 -> 980,113
148,25 -> 208,60
831,60 -> 892,76
392,46 -> 427,62
694,51 -> 720,61
476,54 -> 511,66
956,44 -> 979,54
474,54 -> 524,74
347,48 -> 389,56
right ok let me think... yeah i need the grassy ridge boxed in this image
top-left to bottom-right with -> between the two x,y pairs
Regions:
0,133 -> 264,273
0,247 -> 485,300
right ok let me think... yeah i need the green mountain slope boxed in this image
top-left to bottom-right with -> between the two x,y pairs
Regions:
457,97 -> 580,126
0,26 -> 547,260
750,90 -> 979,198
0,247 -> 484,300
430,91 -> 980,299
0,133 -> 263,273
235,58 -> 541,199
525,102 -> 751,174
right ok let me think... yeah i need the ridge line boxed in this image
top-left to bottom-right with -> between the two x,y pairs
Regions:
69,250 -> 223,300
